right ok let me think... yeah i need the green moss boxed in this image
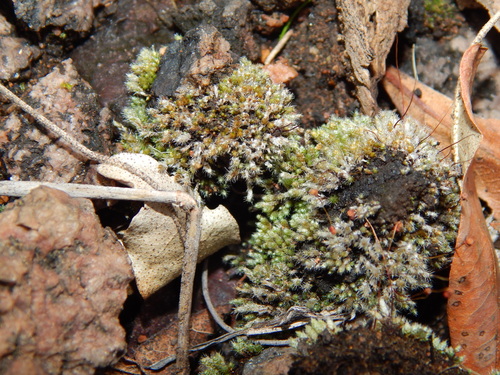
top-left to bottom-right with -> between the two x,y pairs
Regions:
231,337 -> 263,356
423,0 -> 458,30
230,111 -> 461,323
125,47 -> 162,96
199,352 -> 234,375
121,53 -> 301,199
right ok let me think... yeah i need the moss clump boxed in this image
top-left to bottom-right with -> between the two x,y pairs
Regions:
231,337 -> 263,356
121,52 -> 301,199
423,0 -> 459,30
230,111 -> 460,323
199,352 -> 234,375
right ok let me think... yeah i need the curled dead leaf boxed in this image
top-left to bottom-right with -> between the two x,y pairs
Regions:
447,41 -> 500,374
97,153 -> 240,298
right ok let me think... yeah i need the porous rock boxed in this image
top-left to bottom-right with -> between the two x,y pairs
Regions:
0,14 -> 41,80
0,186 -> 133,375
0,59 -> 112,183
12,0 -> 114,33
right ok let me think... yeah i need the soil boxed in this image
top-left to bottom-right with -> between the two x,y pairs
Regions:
1,0 -> 499,374
289,323 -> 469,375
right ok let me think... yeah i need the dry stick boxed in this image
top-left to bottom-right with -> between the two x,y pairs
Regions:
0,83 -> 107,164
264,29 -> 294,66
472,10 -> 500,45
0,181 -> 195,206
0,82 -> 200,374
176,204 -> 202,374
0,83 -> 162,190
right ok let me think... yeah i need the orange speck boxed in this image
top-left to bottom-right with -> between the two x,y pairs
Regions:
309,188 -> 319,196
347,209 -> 357,220
393,221 -> 403,232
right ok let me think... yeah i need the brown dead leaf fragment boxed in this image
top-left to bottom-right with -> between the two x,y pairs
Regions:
0,186 -> 133,375
447,43 -> 500,374
337,0 -> 410,115
448,166 -> 500,374
381,66 -> 454,148
459,0 -> 500,32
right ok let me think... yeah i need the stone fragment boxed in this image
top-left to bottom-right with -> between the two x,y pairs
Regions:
12,0 -> 114,33
0,186 -> 133,375
0,59 -> 112,183
0,14 -> 40,80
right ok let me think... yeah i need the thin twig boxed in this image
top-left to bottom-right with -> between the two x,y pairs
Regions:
0,180 -> 195,207
264,29 -> 294,66
0,83 -> 164,190
202,259 -> 235,333
0,82 -> 107,164
175,204 -> 203,374
411,44 -> 419,82
472,10 -> 500,45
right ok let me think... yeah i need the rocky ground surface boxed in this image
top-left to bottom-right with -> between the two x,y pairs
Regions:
1,0 -> 499,374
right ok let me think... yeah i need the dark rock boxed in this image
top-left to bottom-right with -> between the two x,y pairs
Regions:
151,25 -> 233,98
172,0 -> 259,61
0,186 -> 133,374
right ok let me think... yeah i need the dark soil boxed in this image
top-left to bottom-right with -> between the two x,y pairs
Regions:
290,323 -> 469,375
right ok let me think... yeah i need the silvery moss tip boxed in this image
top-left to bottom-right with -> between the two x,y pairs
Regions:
232,111 -> 461,322
121,50 -> 301,199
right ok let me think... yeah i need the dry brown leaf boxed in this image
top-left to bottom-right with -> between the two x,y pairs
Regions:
447,42 -> 500,374
337,0 -> 410,115
97,153 -> 240,298
382,67 -> 500,229
381,66 -> 453,148
452,44 -> 486,172
448,164 -> 500,374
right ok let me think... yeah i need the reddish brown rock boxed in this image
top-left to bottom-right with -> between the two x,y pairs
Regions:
12,0 -> 114,33
0,14 -> 41,80
0,186 -> 133,375
0,59 -> 113,183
